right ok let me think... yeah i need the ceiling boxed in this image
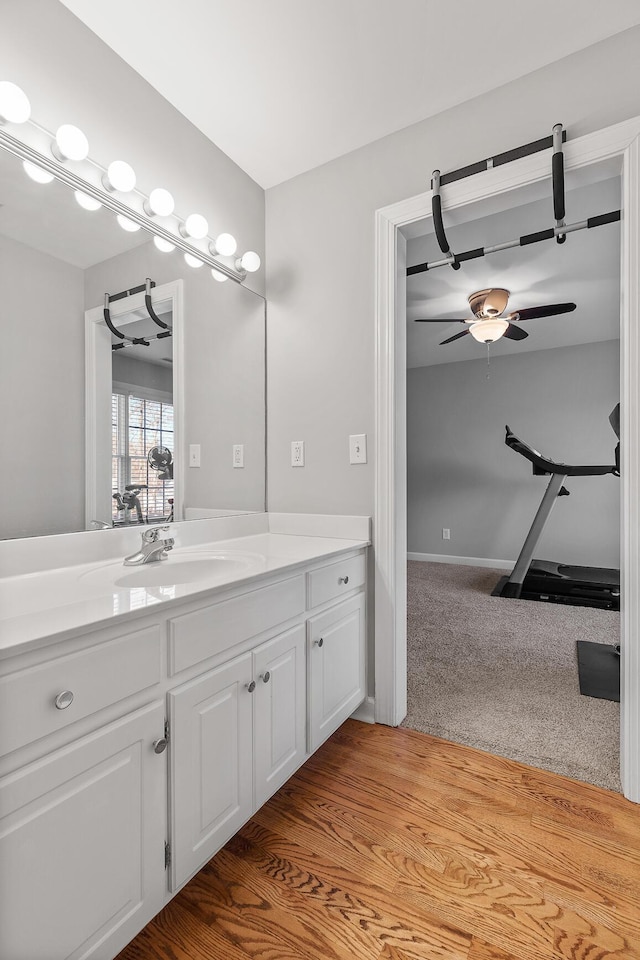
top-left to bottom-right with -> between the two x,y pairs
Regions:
59,0 -> 640,188
406,174 -> 621,368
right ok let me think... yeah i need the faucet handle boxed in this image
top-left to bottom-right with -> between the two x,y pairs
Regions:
141,525 -> 170,544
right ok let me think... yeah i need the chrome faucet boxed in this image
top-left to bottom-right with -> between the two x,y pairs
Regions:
124,526 -> 175,566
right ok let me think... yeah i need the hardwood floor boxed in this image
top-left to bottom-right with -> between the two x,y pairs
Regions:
116,721 -> 640,960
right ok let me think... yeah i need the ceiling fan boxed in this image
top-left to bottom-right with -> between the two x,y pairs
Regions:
415,288 -> 576,345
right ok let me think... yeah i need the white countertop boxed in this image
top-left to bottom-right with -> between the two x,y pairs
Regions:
0,533 -> 369,656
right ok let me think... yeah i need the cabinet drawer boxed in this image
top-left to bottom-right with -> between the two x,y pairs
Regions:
169,575 -> 305,675
0,625 -> 162,756
306,553 -> 365,608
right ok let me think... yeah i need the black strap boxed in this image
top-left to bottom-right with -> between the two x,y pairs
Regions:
431,170 -> 460,271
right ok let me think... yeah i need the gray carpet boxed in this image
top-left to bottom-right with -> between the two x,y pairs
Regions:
403,561 -> 621,792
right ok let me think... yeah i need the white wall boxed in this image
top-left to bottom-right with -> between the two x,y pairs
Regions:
265,26 -> 640,515
407,341 -> 620,567
0,0 -> 264,296
0,234 -> 85,538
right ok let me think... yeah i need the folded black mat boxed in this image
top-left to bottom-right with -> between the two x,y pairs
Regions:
576,640 -> 620,702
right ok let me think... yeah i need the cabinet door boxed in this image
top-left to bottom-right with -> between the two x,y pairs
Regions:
253,624 -> 306,808
169,653 -> 253,891
308,594 -> 366,752
0,701 -> 166,960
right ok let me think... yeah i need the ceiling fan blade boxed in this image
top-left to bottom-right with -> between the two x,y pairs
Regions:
512,302 -> 576,321
502,323 -> 529,341
414,318 -> 468,323
440,329 -> 470,345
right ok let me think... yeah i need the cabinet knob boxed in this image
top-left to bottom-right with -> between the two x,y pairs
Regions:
246,680 -> 256,693
153,737 -> 168,754
260,671 -> 271,683
339,575 -> 349,585
54,690 -> 74,710
313,637 -> 324,647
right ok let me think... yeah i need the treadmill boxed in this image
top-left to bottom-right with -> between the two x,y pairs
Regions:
494,407 -> 620,610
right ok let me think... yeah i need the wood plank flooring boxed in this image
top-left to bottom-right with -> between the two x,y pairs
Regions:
116,721 -> 640,960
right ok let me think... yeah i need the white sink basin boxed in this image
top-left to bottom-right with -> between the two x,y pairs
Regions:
79,552 -> 262,590
116,556 -> 253,588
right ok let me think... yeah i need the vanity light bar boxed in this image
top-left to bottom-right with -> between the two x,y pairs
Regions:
0,99 -> 261,284
0,125 -> 246,283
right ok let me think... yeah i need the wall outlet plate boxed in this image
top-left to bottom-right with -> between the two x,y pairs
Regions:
442,528 -> 451,540
233,444 -> 244,468
291,440 -> 305,467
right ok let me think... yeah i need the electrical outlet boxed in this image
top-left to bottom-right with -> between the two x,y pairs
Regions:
349,434 -> 367,464
232,444 -> 244,468
442,528 -> 451,540
189,444 -> 201,468
291,440 -> 305,467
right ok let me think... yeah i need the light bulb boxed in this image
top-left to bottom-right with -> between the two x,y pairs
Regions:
23,160 -> 54,184
154,236 -> 176,253
144,188 -> 175,217
75,190 -> 101,211
211,232 -> 237,256
0,81 -> 31,124
184,252 -> 204,268
469,319 -> 509,343
103,159 -> 136,192
236,251 -> 261,273
180,213 -> 208,239
211,268 -> 228,282
116,214 -> 140,232
52,124 -> 89,161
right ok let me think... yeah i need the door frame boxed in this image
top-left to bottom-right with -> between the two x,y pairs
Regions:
84,278 -> 184,528
374,115 -> 640,803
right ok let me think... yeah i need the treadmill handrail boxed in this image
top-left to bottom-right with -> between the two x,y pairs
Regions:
504,426 -> 617,477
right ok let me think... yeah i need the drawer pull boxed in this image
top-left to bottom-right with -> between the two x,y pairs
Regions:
54,690 -> 74,710
260,671 -> 271,683
246,680 -> 256,693
339,575 -> 350,585
313,637 -> 324,648
153,737 -> 168,754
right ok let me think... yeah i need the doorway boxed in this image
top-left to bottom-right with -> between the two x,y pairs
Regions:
403,172 -> 621,789
373,117 -> 640,802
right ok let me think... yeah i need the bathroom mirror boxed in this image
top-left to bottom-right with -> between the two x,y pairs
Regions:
0,146 -> 266,540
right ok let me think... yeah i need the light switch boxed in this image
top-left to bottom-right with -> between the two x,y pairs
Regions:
189,444 -> 201,468
349,434 -> 367,464
233,444 -> 244,468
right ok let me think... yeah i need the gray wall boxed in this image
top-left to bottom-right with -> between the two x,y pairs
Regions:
407,341 -> 620,568
84,241 -> 266,515
0,234 -> 85,538
0,0 -> 264,296
264,26 -> 640,516
112,354 -> 173,396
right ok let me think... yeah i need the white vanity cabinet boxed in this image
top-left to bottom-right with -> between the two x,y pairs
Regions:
168,651 -> 254,890
307,593 -> 366,753
168,622 -> 307,890
0,700 -> 167,960
0,540 -> 367,960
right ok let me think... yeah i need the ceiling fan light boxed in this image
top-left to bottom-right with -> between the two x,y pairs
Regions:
469,319 -> 509,343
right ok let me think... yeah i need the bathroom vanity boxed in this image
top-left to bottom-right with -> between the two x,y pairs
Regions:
0,518 -> 369,960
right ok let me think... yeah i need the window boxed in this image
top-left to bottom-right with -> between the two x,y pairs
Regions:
112,389 -> 174,524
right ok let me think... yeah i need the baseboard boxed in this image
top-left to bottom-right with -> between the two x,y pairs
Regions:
351,696 -> 375,724
407,552 -> 513,569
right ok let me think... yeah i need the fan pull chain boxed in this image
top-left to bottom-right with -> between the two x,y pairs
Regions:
486,343 -> 491,380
